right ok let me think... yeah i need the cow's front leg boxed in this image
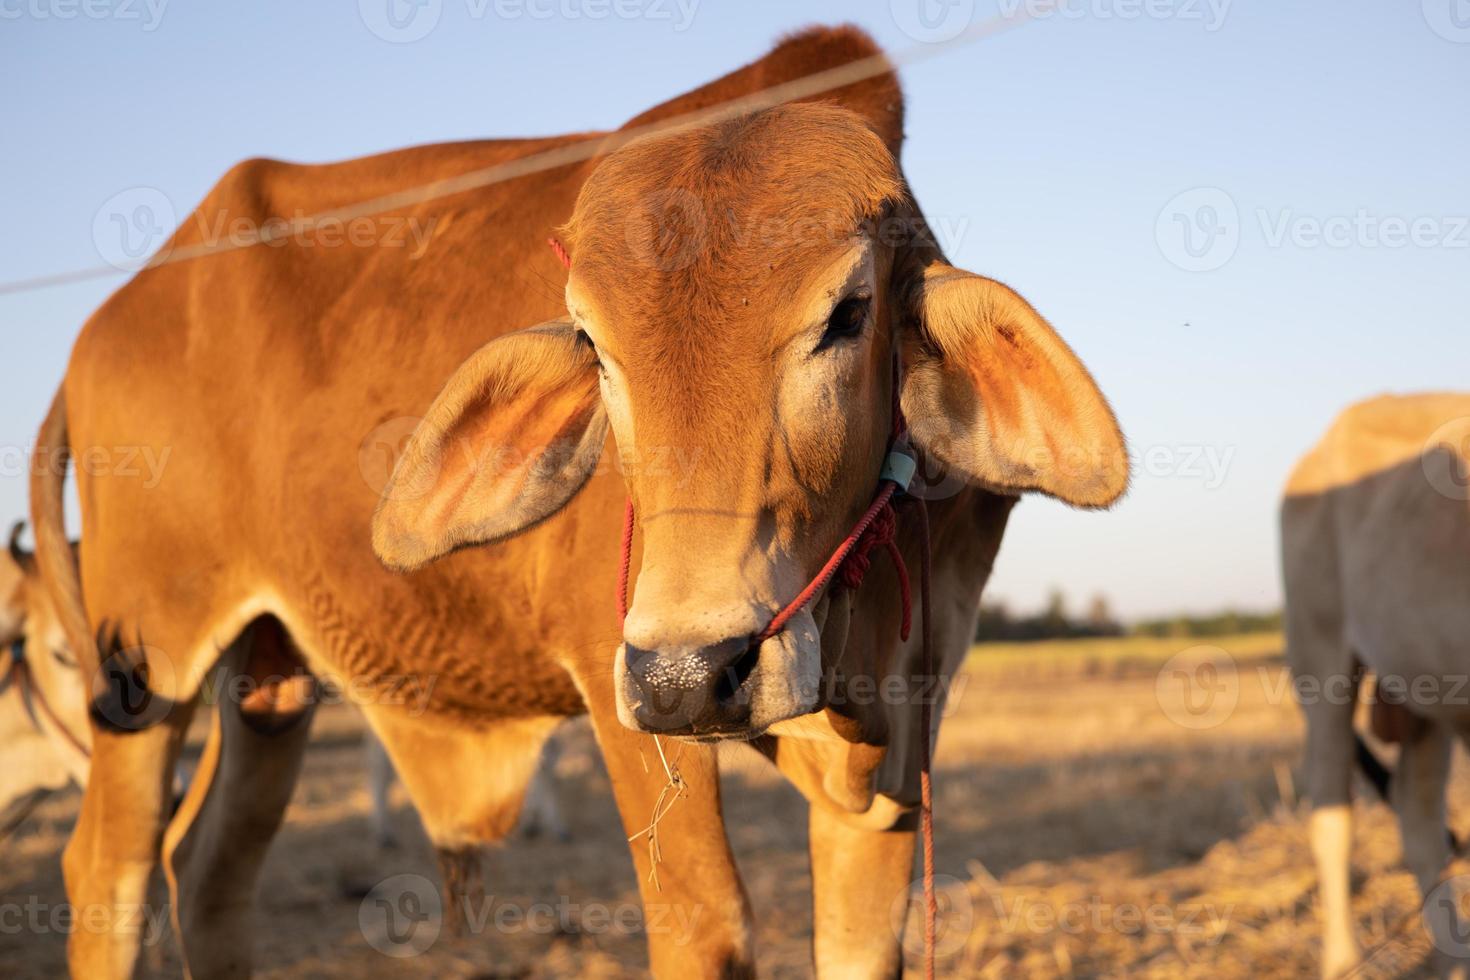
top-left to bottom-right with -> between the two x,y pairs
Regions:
809,803 -> 915,978
586,706 -> 754,978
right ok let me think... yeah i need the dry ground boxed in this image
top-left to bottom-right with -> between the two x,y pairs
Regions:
3,633 -> 1466,978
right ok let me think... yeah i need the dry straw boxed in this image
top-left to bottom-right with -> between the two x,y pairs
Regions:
627,734 -> 687,893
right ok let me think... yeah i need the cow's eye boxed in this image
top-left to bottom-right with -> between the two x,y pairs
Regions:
575,328 -> 604,368
820,292 -> 871,348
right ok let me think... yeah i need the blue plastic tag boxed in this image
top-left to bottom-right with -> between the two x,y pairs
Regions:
881,450 -> 917,491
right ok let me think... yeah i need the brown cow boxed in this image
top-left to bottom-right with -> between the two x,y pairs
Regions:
34,26 -> 1126,978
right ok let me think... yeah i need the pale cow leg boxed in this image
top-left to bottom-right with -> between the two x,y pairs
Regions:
809,804 -> 915,979
1299,675 -> 1361,977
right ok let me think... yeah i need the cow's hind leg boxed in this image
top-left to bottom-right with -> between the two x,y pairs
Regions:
1394,723 -> 1468,977
64,712 -> 193,979
162,615 -> 316,979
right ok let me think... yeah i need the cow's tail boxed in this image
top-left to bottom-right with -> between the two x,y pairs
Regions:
1354,733 -> 1392,800
30,388 -> 96,680
1353,729 -> 1461,854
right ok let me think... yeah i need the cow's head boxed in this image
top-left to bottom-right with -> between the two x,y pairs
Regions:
374,105 -> 1126,739
0,523 -> 90,830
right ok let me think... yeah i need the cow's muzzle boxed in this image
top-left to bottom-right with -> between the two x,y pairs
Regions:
614,609 -> 822,738
622,636 -> 760,735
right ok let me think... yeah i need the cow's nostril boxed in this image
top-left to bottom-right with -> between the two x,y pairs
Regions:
623,643 -> 656,675
621,635 -> 760,733
713,640 -> 760,707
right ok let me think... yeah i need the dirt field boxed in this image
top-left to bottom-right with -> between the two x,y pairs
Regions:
3,633 -> 1464,978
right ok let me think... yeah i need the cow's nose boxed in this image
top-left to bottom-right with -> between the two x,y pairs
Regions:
623,635 -> 760,734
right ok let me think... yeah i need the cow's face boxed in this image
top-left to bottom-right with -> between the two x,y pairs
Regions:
374,106 -> 1127,740
0,530 -> 90,827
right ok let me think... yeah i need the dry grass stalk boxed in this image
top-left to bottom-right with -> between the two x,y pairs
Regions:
627,734 -> 687,893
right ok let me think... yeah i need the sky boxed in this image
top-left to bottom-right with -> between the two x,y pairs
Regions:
1,0 -> 1466,620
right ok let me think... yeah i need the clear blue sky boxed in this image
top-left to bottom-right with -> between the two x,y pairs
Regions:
1,1 -> 1465,619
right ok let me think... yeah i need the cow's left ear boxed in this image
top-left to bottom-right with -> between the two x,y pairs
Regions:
7,521 -> 34,575
901,263 -> 1128,507
372,319 -> 607,571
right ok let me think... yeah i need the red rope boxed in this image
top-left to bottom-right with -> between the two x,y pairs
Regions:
755,481 -> 897,643
914,498 -> 936,980
2,646 -> 90,759
836,502 -> 912,641
550,236 -> 936,976
617,497 -> 635,627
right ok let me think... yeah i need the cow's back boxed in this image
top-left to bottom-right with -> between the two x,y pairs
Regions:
1282,394 -> 1470,700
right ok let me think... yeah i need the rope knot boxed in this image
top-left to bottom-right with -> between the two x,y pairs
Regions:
836,496 -> 913,640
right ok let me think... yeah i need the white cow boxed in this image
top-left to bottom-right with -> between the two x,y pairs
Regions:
0,522 -> 90,836
1283,393 -> 1470,978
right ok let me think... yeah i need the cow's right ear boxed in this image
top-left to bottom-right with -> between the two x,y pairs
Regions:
372,319 -> 607,571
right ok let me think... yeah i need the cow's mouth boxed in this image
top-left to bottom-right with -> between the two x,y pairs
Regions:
711,641 -> 761,706
679,728 -> 766,745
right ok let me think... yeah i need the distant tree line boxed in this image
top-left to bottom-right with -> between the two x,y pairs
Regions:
974,589 -> 1282,642
1129,608 -> 1282,638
